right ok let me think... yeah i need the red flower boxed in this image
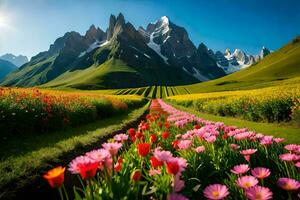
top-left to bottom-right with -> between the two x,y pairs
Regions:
136,132 -> 144,139
158,121 -> 162,128
137,143 -> 151,157
150,156 -> 163,168
166,161 -> 179,175
114,157 -> 123,172
150,134 -> 157,143
162,131 -> 170,140
223,133 -> 229,140
172,140 -> 179,149
43,166 -> 65,188
78,162 -> 99,180
140,122 -> 149,131
131,170 -> 142,182
194,124 -> 201,129
165,122 -> 170,129
128,128 -> 136,138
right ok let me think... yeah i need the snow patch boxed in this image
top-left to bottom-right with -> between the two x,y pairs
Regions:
147,33 -> 168,63
78,40 -> 109,58
182,67 -> 210,81
192,67 -> 210,81
130,46 -> 151,59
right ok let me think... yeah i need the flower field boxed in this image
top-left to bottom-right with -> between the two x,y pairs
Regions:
168,84 -> 300,124
0,87 -> 146,135
44,99 -> 300,200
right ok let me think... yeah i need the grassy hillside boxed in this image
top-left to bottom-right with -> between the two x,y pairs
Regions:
0,59 -> 17,80
0,56 -> 56,86
43,57 -> 196,89
179,36 -> 300,93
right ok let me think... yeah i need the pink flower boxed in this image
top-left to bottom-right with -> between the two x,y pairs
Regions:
205,135 -> 217,143
230,164 -> 250,175
279,153 -> 299,162
295,162 -> 300,168
230,144 -> 240,150
86,149 -> 110,163
153,148 -> 173,162
284,144 -> 299,152
149,169 -> 161,176
194,146 -> 205,153
203,184 -> 230,200
240,149 -> 257,162
245,186 -> 273,200
177,140 -> 192,150
172,175 -> 185,192
167,157 -> 188,175
102,142 -> 122,156
251,167 -> 271,179
274,138 -> 285,143
85,149 -> 111,170
68,155 -> 98,174
236,176 -> 259,189
260,136 -> 273,146
277,177 -> 300,191
167,193 -> 189,200
114,134 -> 128,142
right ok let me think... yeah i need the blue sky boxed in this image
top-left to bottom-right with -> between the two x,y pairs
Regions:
0,0 -> 299,58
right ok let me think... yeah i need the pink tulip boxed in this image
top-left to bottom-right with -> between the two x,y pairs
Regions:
102,142 -> 122,156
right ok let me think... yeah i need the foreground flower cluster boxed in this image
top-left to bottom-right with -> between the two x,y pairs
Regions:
44,99 -> 300,199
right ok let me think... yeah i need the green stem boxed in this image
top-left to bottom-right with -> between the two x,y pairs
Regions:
58,187 -> 64,200
62,184 -> 69,200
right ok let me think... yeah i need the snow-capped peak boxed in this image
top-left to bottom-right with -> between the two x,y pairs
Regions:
159,16 -> 169,24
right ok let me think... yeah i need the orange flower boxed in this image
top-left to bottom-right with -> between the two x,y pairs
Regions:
43,166 -> 65,188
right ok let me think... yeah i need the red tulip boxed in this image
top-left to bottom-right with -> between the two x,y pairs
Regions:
78,162 -> 99,180
131,170 -> 142,182
162,131 -> 170,140
158,121 -> 162,128
43,166 -> 65,188
172,140 -> 179,149
165,122 -> 170,129
166,161 -> 179,175
128,128 -> 136,138
137,143 -> 151,157
150,134 -> 157,143
150,156 -> 164,168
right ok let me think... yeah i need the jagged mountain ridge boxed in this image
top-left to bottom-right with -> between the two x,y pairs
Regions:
0,54 -> 28,67
1,13 -> 226,88
212,47 -> 271,74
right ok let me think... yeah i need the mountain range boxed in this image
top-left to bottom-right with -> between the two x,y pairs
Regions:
211,47 -> 271,74
0,54 -> 28,67
0,13 -> 273,89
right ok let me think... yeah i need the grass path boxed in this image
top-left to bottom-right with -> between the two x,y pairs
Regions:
169,102 -> 300,144
0,103 -> 149,199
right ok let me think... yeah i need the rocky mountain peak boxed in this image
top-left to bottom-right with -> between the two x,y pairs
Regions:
224,48 -> 231,57
85,25 -> 105,44
260,46 -> 271,58
107,14 -> 117,40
